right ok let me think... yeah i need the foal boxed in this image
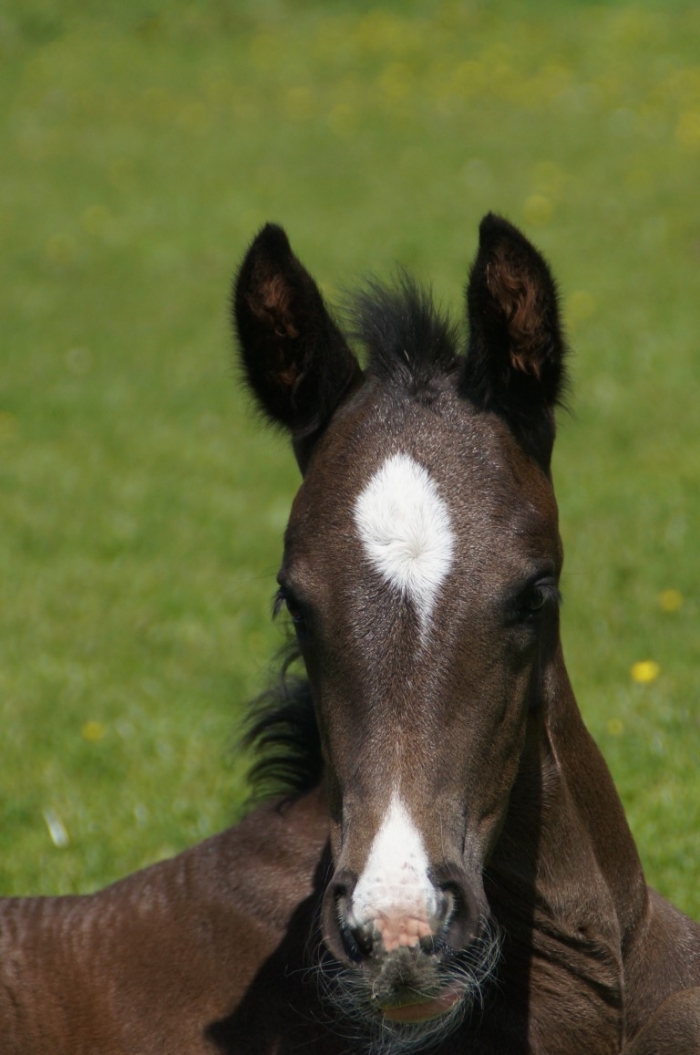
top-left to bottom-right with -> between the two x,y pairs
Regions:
0,215 -> 699,1054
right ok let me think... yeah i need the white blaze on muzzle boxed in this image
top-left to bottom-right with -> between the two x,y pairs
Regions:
350,791 -> 440,953
354,453 -> 455,637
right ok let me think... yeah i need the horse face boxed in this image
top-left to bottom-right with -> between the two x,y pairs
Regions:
279,386 -> 562,1010
234,215 -> 567,1037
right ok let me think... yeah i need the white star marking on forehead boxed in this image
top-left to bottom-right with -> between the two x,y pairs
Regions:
354,453 -> 455,635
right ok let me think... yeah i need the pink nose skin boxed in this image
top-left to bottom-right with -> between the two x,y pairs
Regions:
374,912 -> 433,954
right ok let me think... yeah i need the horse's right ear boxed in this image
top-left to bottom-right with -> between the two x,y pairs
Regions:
233,225 -> 362,456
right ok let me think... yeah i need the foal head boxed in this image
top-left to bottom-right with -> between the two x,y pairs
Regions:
234,215 -> 567,1047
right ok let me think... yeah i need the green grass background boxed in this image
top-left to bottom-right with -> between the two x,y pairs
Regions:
1,0 -> 698,914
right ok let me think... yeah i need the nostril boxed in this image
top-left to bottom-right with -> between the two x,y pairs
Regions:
439,881 -> 461,926
419,930 -> 437,954
431,865 -> 483,951
325,876 -> 368,963
337,922 -> 364,962
350,921 -> 374,957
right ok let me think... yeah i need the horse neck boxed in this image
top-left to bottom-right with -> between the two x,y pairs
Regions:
488,645 -> 648,957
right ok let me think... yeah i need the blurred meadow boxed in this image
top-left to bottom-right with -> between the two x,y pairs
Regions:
1,0 -> 699,913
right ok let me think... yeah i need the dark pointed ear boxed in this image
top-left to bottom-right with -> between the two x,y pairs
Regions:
461,213 -> 568,467
233,224 -> 362,465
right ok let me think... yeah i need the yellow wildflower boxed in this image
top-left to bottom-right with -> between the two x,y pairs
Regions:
630,661 -> 660,684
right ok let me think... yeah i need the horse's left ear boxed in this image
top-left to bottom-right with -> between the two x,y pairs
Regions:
233,224 -> 362,466
461,213 -> 568,466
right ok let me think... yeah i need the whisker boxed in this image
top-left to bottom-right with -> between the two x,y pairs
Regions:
299,917 -> 502,1054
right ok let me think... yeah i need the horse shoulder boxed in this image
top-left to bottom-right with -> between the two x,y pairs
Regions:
621,887 -> 700,1050
621,988 -> 700,1054
0,788 -> 329,1055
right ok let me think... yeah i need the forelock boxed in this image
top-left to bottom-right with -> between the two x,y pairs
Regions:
346,272 -> 461,395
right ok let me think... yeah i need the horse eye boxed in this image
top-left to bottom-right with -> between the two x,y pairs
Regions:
519,581 -> 558,621
274,586 -> 308,634
526,587 -> 547,612
286,597 -> 305,625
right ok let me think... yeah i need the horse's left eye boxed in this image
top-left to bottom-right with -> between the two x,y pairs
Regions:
519,580 -> 559,621
525,586 -> 547,613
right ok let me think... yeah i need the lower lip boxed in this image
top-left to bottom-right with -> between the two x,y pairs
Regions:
382,986 -> 463,1023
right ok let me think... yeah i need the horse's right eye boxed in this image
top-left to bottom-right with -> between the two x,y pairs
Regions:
286,595 -> 305,626
274,586 -> 309,637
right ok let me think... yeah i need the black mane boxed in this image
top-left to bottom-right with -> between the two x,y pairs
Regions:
348,273 -> 461,393
243,644 -> 322,801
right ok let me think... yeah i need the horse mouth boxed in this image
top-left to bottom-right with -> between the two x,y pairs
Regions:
319,922 -> 501,1050
380,983 -> 464,1023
